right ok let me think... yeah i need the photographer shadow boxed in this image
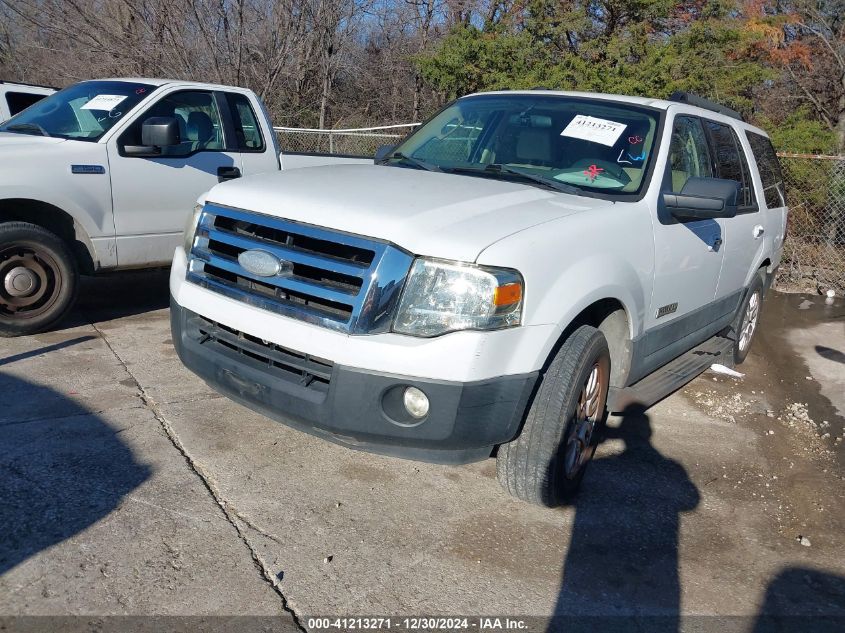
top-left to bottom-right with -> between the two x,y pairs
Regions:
0,373 -> 150,576
548,404 -> 700,632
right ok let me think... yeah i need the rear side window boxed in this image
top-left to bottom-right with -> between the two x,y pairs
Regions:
5,91 -> 48,116
226,93 -> 265,152
704,120 -> 757,211
746,132 -> 785,208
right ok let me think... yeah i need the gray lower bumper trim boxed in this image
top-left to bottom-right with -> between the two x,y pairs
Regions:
171,298 -> 539,464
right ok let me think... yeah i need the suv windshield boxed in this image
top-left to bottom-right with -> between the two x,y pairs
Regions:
0,80 -> 156,142
387,94 -> 661,197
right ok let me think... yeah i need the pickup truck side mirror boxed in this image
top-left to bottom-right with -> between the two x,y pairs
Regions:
663,177 -> 739,221
124,116 -> 181,157
374,144 -> 396,161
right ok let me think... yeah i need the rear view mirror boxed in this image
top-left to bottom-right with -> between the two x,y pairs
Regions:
664,177 -> 739,221
375,144 -> 396,161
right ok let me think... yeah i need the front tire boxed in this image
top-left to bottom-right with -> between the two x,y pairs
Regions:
497,325 -> 611,506
0,222 -> 79,337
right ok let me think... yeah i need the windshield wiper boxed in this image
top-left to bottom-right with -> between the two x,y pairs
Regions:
4,122 -> 51,137
445,164 -> 593,197
381,152 -> 442,172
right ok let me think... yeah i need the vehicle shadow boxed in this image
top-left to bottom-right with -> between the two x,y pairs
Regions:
0,373 -> 150,576
61,268 -> 171,328
547,404 -> 700,633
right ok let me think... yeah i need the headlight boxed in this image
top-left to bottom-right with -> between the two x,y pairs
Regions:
183,203 -> 204,254
393,258 -> 523,337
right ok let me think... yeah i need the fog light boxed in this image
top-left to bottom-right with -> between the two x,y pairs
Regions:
403,387 -> 430,419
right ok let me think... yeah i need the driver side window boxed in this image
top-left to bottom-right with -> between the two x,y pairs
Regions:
668,116 -> 713,193
119,90 -> 224,158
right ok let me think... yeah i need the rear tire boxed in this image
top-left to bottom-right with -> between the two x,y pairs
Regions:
731,271 -> 765,365
0,222 -> 78,337
497,325 -> 611,506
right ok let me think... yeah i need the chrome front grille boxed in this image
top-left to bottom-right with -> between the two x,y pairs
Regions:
186,203 -> 414,334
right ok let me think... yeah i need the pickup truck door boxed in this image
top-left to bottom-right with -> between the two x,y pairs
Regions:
106,89 -> 244,267
642,114 -> 726,368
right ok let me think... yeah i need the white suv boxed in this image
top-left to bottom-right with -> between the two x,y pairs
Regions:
171,90 -> 788,505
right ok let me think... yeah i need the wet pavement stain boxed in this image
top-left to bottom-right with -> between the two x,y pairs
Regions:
683,290 -> 845,547
338,462 -> 397,484
446,511 -> 567,581
747,291 -> 844,455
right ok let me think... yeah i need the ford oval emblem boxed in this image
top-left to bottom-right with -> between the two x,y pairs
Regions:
237,249 -> 291,277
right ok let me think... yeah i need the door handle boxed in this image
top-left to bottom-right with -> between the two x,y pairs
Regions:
217,166 -> 241,182
753,225 -> 765,238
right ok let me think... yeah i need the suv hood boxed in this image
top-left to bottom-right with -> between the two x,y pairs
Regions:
207,164 -> 612,262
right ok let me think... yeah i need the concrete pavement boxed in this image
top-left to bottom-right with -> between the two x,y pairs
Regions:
0,271 -> 843,630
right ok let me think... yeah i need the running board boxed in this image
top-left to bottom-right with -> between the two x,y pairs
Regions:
607,336 -> 734,412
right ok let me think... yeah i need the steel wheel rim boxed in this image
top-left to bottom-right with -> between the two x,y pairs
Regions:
738,291 -> 760,352
563,360 -> 607,480
0,244 -> 62,319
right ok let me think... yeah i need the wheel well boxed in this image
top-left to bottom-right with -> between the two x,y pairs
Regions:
551,299 -> 632,388
0,199 -> 96,274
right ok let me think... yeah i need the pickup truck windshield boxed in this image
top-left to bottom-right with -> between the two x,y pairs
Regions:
389,94 -> 661,196
0,80 -> 155,142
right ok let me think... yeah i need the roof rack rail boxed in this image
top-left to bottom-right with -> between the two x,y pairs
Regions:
668,91 -> 743,122
0,79 -> 58,91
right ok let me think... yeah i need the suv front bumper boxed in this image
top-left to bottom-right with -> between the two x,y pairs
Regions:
171,298 -> 538,464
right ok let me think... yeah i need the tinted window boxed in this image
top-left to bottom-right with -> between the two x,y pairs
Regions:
0,80 -> 155,141
667,116 -> 713,193
120,91 -> 224,157
6,91 -> 48,116
704,120 -> 756,210
746,132 -> 785,208
227,93 -> 264,151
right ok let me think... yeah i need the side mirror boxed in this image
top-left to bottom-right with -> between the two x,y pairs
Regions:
141,116 -> 180,147
123,116 -> 181,157
663,177 -> 739,221
374,144 -> 396,161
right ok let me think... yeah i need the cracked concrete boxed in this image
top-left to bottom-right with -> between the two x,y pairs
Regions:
1,271 -> 844,627
93,301 -> 305,628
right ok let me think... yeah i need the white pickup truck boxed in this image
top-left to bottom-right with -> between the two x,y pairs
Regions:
0,80 -> 55,122
171,90 -> 788,505
0,78 -> 364,336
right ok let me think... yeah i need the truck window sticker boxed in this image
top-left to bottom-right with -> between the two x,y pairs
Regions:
80,95 -> 127,111
561,114 -> 627,147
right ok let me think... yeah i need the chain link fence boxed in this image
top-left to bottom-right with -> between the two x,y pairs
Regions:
777,154 -> 845,294
274,124 -> 418,157
274,127 -> 845,293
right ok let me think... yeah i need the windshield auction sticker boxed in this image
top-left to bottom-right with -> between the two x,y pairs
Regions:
80,95 -> 128,111
561,115 -> 627,146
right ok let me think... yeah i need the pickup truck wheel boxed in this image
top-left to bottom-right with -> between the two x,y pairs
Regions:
497,325 -> 610,506
732,272 -> 765,365
0,222 -> 78,337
